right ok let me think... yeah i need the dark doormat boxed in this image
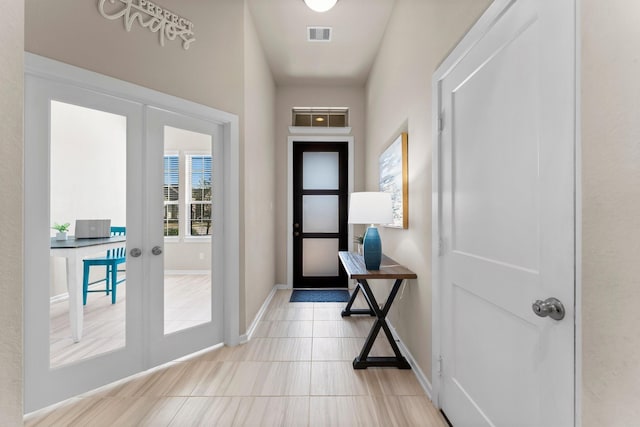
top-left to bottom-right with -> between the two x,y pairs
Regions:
290,289 -> 350,303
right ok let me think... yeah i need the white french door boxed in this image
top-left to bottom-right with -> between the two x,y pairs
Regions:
434,0 -> 577,426
24,56 -> 233,412
145,107 -> 224,366
24,74 -> 146,412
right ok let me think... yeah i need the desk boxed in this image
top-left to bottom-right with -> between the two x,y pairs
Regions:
338,251 -> 417,369
51,236 -> 126,342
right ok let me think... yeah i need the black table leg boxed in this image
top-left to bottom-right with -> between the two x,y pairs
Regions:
341,283 -> 375,317
352,279 -> 411,369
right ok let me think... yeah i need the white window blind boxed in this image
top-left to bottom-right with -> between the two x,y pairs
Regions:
187,155 -> 212,236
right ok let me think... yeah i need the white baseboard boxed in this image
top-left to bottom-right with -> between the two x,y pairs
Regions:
387,319 -> 433,400
240,284 -> 287,344
164,270 -> 210,275
50,292 -> 69,304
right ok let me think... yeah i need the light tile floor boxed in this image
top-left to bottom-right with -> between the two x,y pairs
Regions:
27,289 -> 447,426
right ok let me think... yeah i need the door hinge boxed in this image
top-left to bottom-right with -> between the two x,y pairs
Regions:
438,237 -> 445,256
437,355 -> 444,377
438,113 -> 444,133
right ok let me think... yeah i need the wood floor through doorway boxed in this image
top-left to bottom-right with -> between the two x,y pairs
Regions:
26,289 -> 446,426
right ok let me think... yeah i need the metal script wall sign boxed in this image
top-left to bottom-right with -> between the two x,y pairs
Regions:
98,0 -> 196,50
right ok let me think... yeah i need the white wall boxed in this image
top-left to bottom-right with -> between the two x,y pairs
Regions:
364,0 -> 491,382
243,4 -> 277,331
50,102 -> 127,230
0,0 -> 24,423
274,85 -> 366,284
49,102 -> 127,296
163,125 -> 212,272
582,0 -> 640,425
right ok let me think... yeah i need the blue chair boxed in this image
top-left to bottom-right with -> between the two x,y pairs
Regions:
82,227 -> 126,305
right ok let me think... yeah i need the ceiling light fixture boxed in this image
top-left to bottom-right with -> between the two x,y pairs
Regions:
304,0 -> 338,13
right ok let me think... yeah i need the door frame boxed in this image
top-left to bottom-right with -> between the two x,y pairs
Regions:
430,0 -> 581,423
287,135 -> 354,287
24,53 -> 241,412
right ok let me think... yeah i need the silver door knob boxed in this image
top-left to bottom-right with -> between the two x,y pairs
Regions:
151,246 -> 163,256
532,297 -> 565,321
130,248 -> 142,257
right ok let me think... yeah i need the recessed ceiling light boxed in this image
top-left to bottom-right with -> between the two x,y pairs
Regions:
304,0 -> 338,13
315,117 -> 325,122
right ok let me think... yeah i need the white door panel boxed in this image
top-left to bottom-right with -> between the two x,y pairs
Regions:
435,0 -> 576,425
146,107 -> 224,366
24,75 -> 145,412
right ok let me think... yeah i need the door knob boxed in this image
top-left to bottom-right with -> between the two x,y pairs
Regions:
151,246 -> 163,256
294,232 -> 300,237
294,223 -> 300,229
532,297 -> 565,321
130,248 -> 142,257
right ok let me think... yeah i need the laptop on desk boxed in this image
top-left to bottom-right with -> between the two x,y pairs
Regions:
75,219 -> 111,239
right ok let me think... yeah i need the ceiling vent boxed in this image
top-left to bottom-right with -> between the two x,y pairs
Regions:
307,26 -> 332,42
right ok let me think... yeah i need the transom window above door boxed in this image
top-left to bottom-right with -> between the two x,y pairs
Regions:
292,107 -> 349,128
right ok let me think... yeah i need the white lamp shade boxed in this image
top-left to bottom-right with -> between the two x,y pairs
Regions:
348,192 -> 393,225
304,0 -> 338,13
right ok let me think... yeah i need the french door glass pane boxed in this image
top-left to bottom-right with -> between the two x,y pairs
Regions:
163,126 -> 212,334
49,101 -> 127,367
303,195 -> 339,233
303,152 -> 339,190
302,238 -> 339,276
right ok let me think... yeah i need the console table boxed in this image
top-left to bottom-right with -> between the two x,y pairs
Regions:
338,251 -> 417,369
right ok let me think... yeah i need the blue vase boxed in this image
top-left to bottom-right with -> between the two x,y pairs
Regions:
363,226 -> 382,270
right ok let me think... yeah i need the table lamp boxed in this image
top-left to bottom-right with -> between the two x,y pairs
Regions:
348,192 -> 393,270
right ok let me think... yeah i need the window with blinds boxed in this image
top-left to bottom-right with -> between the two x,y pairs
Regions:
188,155 -> 212,236
163,155 -> 179,236
163,154 -> 212,237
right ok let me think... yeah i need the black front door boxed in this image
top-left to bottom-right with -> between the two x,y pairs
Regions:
293,141 -> 348,288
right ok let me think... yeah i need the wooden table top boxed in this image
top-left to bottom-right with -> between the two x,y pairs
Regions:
338,251 -> 417,280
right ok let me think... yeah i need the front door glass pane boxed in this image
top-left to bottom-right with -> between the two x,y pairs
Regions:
163,126 -> 212,334
49,101 -> 127,368
302,238 -> 339,276
303,195 -> 339,233
303,152 -> 339,190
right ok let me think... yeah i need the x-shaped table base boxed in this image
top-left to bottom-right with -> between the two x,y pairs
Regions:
341,278 -> 411,369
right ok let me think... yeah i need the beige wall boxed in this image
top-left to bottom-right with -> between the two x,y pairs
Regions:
364,0 -> 491,381
582,1 -> 640,425
26,0 -> 244,116
274,85 -> 366,284
243,5 -> 277,331
0,0 -> 24,423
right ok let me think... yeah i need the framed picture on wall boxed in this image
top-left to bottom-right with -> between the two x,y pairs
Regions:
379,132 -> 408,229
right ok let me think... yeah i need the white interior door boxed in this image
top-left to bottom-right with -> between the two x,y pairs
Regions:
146,107 -> 224,365
435,0 -> 576,425
24,74 -> 145,412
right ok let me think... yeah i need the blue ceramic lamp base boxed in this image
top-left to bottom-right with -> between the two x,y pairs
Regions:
362,226 -> 382,270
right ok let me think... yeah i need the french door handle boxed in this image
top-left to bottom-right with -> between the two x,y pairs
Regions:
130,248 -> 142,257
151,246 -> 163,256
294,232 -> 300,237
